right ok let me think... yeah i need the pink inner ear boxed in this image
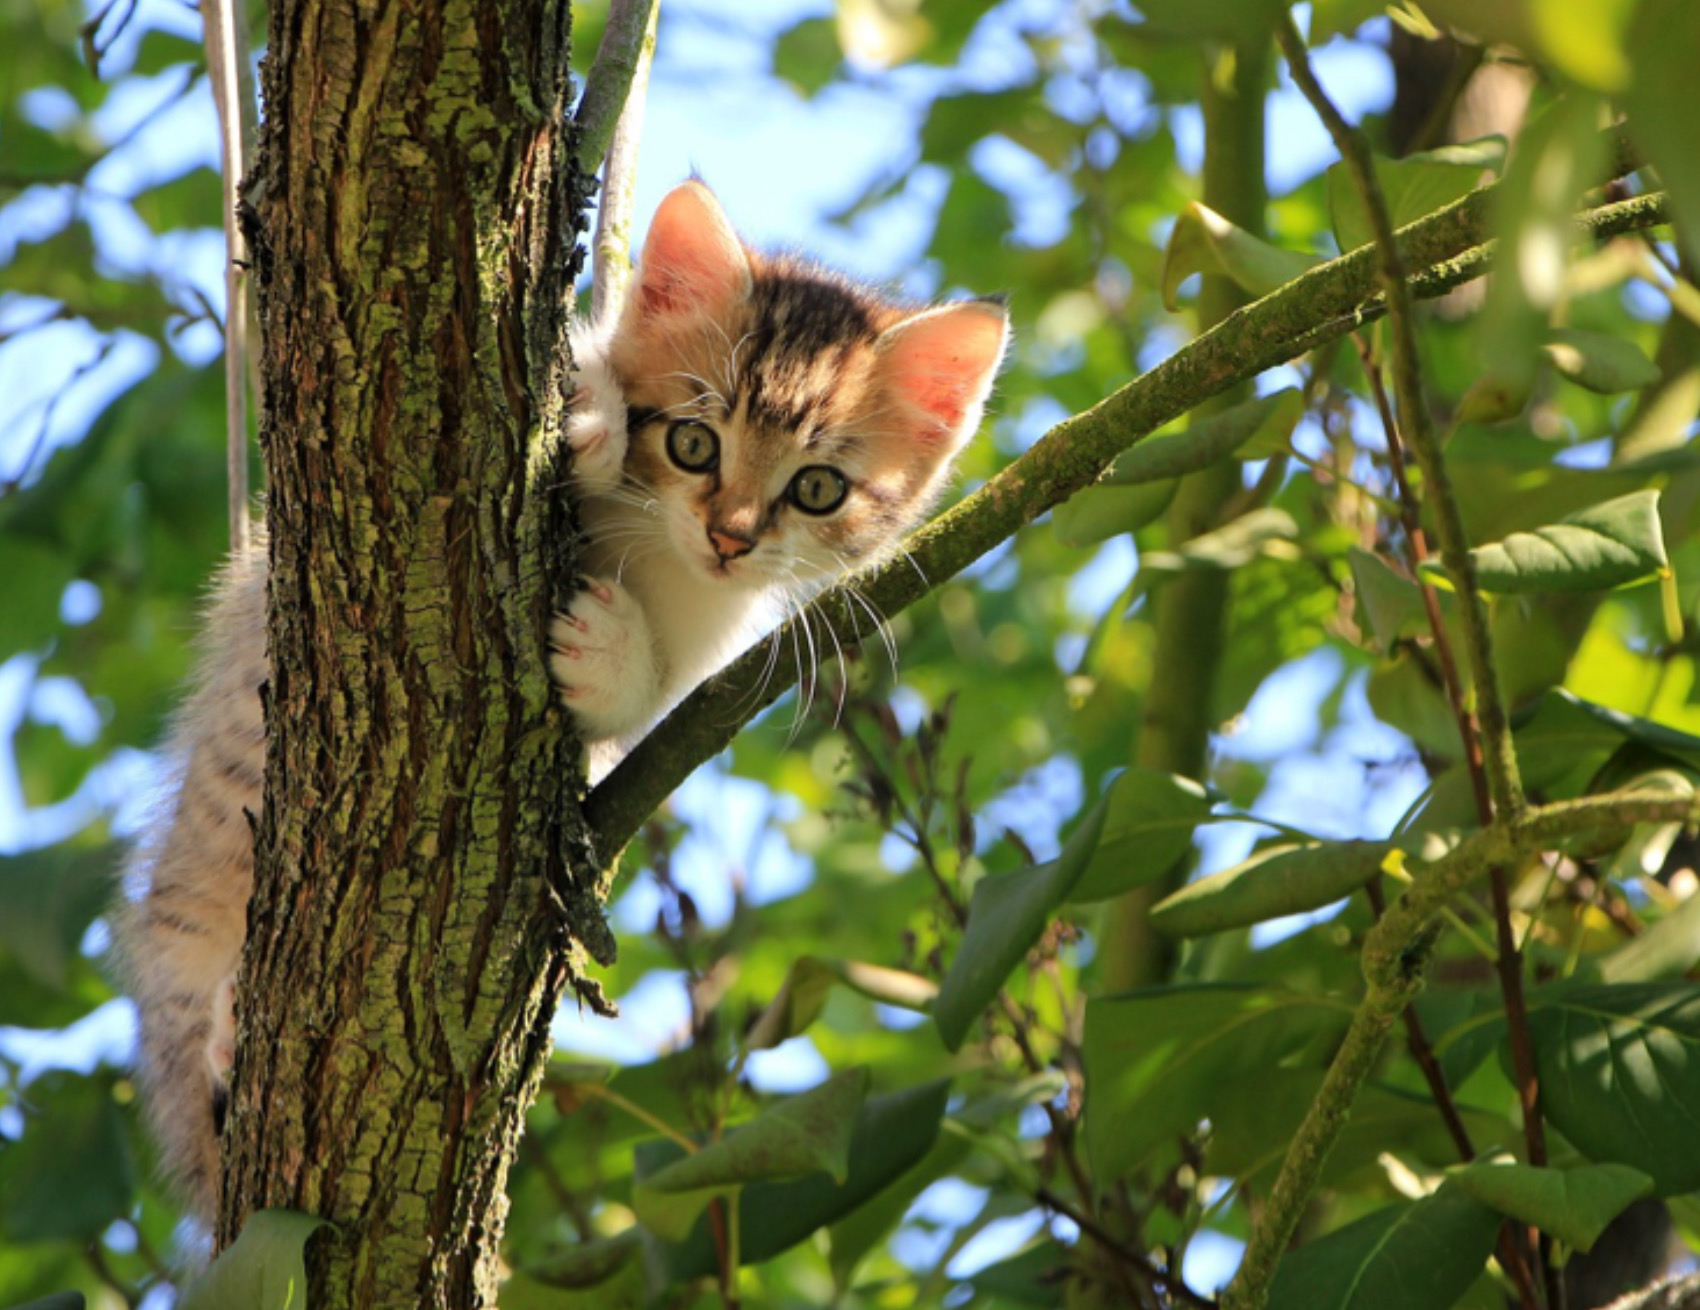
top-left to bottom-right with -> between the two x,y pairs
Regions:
881,305 -> 1008,438
634,183 -> 749,321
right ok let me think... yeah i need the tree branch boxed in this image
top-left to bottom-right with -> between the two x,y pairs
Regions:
574,0 -> 659,179
1222,788 -> 1700,1310
1270,24 -> 1554,1303
202,0 -> 258,552
584,186 -> 1670,858
589,0 -> 658,327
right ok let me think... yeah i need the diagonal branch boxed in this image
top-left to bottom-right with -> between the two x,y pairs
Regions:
584,188 -> 1669,858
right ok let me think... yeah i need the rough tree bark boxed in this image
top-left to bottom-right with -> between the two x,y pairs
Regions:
223,1 -> 615,1306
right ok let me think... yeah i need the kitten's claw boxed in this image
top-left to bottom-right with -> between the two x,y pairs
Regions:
205,975 -> 237,1083
567,337 -> 628,489
551,577 -> 659,742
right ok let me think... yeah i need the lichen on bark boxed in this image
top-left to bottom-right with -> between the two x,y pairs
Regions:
224,1 -> 612,1305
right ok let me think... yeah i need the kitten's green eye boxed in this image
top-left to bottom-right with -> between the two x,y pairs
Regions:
666,421 -> 719,473
788,465 -> 849,515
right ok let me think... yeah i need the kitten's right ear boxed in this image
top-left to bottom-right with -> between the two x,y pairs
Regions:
627,182 -> 752,326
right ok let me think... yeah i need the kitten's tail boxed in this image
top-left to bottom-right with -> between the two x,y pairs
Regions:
114,552 -> 269,1225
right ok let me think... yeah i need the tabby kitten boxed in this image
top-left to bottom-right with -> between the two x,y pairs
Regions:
116,179 -> 1008,1220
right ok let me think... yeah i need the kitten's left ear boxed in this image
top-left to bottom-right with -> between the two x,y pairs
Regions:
872,300 -> 1009,451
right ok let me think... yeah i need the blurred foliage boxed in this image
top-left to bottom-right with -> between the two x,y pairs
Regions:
4,0 -> 1700,1307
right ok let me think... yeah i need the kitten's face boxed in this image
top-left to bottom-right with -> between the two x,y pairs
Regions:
606,182 -> 1008,598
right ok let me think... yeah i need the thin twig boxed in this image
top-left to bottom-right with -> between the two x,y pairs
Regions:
1037,1185 -> 1218,1310
1271,20 -> 1552,1306
201,0 -> 258,553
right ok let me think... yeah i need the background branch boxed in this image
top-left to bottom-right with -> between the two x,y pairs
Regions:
1222,788 -> 1700,1310
1272,23 -> 1554,1304
585,187 -> 1669,859
201,0 -> 257,553
575,0 -> 660,183
589,0 -> 659,327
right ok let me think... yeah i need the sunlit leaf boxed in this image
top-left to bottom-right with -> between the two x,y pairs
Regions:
632,1068 -> 868,1242
1264,1184 -> 1501,1310
1522,983 -> 1700,1195
1543,328 -> 1663,395
1326,137 -> 1505,256
1445,490 -> 1668,594
933,784 -> 1111,1050
1149,840 -> 1392,938
1161,201 -> 1320,312
1449,1158 -> 1652,1252
179,1210 -> 331,1310
1084,984 -> 1347,1181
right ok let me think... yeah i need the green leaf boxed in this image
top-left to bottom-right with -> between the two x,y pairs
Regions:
1069,768 -> 1213,903
1053,480 -> 1175,548
1452,490 -> 1669,594
745,956 -> 837,1051
1529,0 -> 1635,90
0,844 -> 114,991
771,17 -> 840,98
632,1068 -> 868,1242
1478,95 -> 1609,390
933,781 -> 1113,1051
1161,201 -> 1320,312
1326,137 -> 1506,256
969,1242 -> 1067,1305
1543,328 -> 1663,394
1264,1184 -> 1501,1310
1600,890 -> 1700,983
1101,390 -> 1304,486
1148,840 -> 1394,938
179,1210 -> 330,1310
1523,983 -> 1700,1194
1511,688 -> 1700,798
1083,984 -> 1347,1182
0,1070 -> 135,1243
1449,1158 -> 1652,1252
1139,508 -> 1299,575
1350,548 -> 1443,649
1626,0 -> 1700,265
8,1295 -> 87,1310
0,541 -> 74,654
661,1079 -> 951,1280
1133,0 -> 1287,47
520,1230 -> 642,1290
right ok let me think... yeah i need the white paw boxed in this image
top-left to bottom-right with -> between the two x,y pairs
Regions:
551,578 -> 661,743
205,975 -> 237,1083
568,339 -> 628,489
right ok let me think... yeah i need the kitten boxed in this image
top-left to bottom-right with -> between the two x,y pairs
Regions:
555,182 -> 1009,776
115,179 -> 1008,1221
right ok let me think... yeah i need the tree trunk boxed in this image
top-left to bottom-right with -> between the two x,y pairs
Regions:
223,2 -> 615,1305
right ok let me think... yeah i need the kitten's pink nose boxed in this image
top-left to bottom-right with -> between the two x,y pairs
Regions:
708,527 -> 755,562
